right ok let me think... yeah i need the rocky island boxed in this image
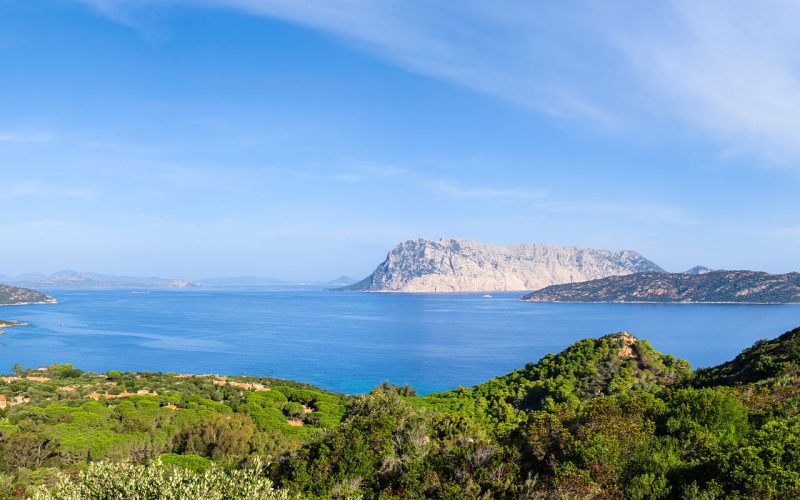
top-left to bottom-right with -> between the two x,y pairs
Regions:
521,269 -> 800,303
341,238 -> 663,292
0,283 -> 56,306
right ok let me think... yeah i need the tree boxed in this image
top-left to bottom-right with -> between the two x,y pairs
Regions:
283,402 -> 304,419
2,430 -> 61,469
173,413 -> 260,460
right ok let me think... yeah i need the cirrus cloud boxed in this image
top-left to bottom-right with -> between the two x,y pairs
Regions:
80,0 -> 800,166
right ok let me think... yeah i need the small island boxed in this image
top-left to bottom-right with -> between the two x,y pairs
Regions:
0,320 -> 27,328
0,284 -> 56,306
0,320 -> 29,335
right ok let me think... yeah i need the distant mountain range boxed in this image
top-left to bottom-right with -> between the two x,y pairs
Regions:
0,272 -> 360,290
197,275 -> 359,287
0,284 -> 57,305
0,271 -> 200,290
521,270 -> 800,303
340,238 -> 663,292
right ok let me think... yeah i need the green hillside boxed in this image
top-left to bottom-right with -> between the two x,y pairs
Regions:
3,328 -> 800,498
693,326 -> 800,387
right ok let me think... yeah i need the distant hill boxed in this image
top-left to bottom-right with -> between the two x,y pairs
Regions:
693,326 -> 800,387
481,331 -> 690,406
0,284 -> 56,305
683,265 -> 714,275
341,238 -> 663,292
521,270 -> 800,303
422,331 -> 691,421
3,271 -> 200,289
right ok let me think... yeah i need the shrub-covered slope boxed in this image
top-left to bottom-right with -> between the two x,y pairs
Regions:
419,332 -> 691,431
7,328 -> 800,499
693,326 -> 800,387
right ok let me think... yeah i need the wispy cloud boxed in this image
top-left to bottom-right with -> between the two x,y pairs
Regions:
0,130 -> 56,144
82,0 -> 800,165
534,199 -> 700,226
0,180 -> 96,200
428,179 -> 547,201
331,165 -> 408,183
79,0 -> 623,125
79,0 -> 172,38
756,226 -> 800,243
618,0 -> 800,165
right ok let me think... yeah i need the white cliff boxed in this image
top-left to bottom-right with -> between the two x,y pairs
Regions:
342,238 -> 663,292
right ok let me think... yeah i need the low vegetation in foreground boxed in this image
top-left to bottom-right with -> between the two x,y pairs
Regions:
3,328 -> 800,498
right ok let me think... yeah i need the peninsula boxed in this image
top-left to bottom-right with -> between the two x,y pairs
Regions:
521,269 -> 800,303
0,284 -> 56,306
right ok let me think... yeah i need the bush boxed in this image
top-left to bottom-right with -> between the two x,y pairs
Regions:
173,413 -> 259,460
158,453 -> 212,472
30,457 -> 292,500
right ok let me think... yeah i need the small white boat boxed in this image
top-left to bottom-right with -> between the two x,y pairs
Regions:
482,294 -> 493,299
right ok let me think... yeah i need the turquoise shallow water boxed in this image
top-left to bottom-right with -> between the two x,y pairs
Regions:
1,289 -> 799,394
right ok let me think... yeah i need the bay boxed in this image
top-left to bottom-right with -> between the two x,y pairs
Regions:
1,288 -> 798,394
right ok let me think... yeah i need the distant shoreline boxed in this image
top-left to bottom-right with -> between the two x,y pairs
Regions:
0,300 -> 58,307
340,289 -> 800,303
519,299 -> 800,305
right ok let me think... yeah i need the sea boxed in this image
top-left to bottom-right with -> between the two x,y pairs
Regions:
1,288 -> 799,394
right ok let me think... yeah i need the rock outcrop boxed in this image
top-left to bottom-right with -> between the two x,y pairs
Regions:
0,284 -> 56,305
683,266 -> 714,275
521,270 -> 800,303
342,238 -> 663,292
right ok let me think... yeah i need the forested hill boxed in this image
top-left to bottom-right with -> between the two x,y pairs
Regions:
0,284 -> 56,305
521,269 -> 800,303
4,328 -> 800,498
420,332 -> 691,428
693,326 -> 800,387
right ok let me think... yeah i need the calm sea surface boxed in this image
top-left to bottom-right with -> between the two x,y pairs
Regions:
1,289 -> 799,394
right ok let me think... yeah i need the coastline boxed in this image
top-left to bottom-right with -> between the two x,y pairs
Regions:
0,299 -> 58,306
341,289 -> 800,304
519,299 -> 800,305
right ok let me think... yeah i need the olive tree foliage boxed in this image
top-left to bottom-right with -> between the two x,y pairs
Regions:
31,457 -> 294,500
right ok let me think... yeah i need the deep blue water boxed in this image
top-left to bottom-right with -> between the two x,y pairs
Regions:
1,289 -> 799,394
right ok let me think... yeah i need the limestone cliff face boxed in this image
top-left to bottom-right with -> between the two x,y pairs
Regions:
343,238 -> 663,292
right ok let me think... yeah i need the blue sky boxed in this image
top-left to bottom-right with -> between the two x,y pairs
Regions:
1,0 -> 799,280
